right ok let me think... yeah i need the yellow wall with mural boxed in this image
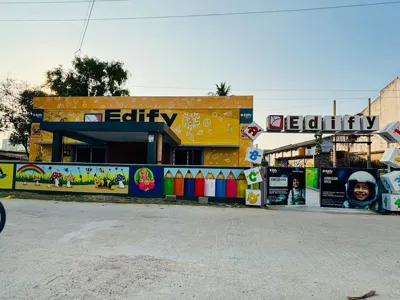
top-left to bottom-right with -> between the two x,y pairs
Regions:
30,96 -> 253,166
0,163 -> 15,189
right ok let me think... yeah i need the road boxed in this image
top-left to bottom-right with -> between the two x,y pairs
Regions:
1,198 -> 399,300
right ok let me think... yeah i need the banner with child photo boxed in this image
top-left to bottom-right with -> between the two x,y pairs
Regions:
320,168 -> 380,210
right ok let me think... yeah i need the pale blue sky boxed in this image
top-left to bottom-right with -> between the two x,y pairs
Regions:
1,0 -> 399,149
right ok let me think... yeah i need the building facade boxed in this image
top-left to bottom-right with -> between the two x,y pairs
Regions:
336,77 -> 400,162
29,96 -> 253,167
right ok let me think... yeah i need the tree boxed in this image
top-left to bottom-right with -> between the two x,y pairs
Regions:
0,78 -> 48,155
208,82 -> 231,96
314,132 -> 323,155
46,56 -> 130,96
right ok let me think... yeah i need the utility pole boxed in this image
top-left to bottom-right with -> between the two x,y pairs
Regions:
367,98 -> 372,168
332,100 -> 337,167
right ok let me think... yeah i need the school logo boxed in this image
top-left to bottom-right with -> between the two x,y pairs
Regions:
239,108 -> 253,124
105,109 -> 177,127
267,115 -> 284,131
84,113 -> 102,122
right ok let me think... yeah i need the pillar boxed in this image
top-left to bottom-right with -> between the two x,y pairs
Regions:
156,132 -> 163,164
51,131 -> 63,162
147,132 -> 156,164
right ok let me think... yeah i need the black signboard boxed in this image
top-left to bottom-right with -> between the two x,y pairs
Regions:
320,168 -> 379,210
31,109 -> 44,123
267,167 -> 306,205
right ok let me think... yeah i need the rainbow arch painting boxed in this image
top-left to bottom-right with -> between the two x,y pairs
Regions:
17,164 -> 45,175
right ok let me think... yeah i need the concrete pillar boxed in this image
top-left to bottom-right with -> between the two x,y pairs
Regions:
157,132 -> 163,164
51,131 -> 63,162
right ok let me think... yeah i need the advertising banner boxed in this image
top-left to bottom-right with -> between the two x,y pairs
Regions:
320,168 -> 379,210
266,167 -> 306,205
15,163 -> 129,194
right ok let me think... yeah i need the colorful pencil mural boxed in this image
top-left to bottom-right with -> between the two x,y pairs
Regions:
15,163 -> 129,194
164,168 -> 246,198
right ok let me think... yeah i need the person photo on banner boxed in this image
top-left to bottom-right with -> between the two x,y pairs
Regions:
342,171 -> 378,210
288,174 -> 305,205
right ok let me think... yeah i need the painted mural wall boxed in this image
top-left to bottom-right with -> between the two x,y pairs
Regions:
276,158 -> 314,168
0,163 -> 14,189
164,168 -> 247,198
30,96 -> 253,167
15,164 -> 129,194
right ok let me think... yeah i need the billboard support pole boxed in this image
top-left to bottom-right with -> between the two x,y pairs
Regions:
332,100 -> 337,167
367,98 -> 372,168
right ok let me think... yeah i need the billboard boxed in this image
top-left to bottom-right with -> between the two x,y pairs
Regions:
320,168 -> 379,210
266,167 -> 306,205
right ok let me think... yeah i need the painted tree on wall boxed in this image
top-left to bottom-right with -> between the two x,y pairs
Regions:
46,56 -> 131,96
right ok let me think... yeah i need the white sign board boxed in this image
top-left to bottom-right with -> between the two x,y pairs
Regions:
246,189 -> 262,206
377,121 -> 400,143
266,114 -> 379,133
243,122 -> 263,141
244,167 -> 263,185
380,171 -> 400,193
245,147 -> 263,164
382,193 -> 400,212
380,148 -> 400,168
269,176 -> 288,187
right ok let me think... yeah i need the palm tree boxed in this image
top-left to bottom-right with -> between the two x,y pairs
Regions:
208,82 -> 231,96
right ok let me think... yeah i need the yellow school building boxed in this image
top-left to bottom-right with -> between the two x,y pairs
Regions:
29,96 -> 253,167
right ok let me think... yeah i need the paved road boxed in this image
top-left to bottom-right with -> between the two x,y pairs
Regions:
1,199 -> 399,300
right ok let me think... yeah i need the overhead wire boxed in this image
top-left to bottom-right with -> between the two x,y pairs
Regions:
75,0 -> 95,54
0,0 -> 128,4
1,0 -> 400,22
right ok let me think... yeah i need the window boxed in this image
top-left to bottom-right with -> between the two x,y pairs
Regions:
173,148 -> 202,165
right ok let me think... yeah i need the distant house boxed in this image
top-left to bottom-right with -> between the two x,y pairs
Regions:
0,150 -> 28,161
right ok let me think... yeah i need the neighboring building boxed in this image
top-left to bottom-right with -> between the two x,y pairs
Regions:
265,136 -> 333,168
29,96 -> 253,167
0,150 -> 28,161
1,139 -> 25,152
337,77 -> 400,162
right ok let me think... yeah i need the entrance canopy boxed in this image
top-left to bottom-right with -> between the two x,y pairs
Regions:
40,122 -> 181,163
40,122 -> 181,145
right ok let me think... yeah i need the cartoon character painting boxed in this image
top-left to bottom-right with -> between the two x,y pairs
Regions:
247,192 -> 259,204
134,168 -> 156,192
94,175 -> 113,189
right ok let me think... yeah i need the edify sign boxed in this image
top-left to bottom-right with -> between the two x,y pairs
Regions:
266,115 -> 379,133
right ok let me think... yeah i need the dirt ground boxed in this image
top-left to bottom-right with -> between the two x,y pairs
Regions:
1,199 -> 399,300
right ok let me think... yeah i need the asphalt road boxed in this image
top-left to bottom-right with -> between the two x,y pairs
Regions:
1,199 -> 399,300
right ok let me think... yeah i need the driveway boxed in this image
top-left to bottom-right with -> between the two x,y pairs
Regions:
0,199 -> 398,300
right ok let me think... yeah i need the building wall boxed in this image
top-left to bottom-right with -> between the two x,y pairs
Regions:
339,78 -> 400,158
30,96 -> 253,167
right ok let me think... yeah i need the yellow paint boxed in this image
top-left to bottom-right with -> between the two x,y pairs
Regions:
203,148 -> 238,166
0,163 -> 14,189
31,96 -> 253,166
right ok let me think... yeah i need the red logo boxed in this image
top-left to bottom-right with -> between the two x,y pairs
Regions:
267,115 -> 283,130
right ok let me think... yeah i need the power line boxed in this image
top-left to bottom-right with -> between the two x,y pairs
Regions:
1,0 -> 400,22
76,0 -> 95,53
0,0 -> 128,4
130,85 -> 383,92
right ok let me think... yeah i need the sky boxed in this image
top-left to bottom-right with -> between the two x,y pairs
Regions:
1,0 -> 400,150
